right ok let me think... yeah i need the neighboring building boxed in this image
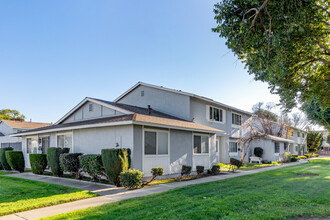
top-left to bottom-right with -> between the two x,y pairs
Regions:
315,130 -> 330,155
288,127 -> 308,155
12,82 -> 307,175
0,120 -> 51,151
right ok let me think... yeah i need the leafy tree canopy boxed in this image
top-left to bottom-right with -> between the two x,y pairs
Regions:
301,99 -> 330,130
213,0 -> 329,126
307,131 -> 323,151
0,109 -> 25,121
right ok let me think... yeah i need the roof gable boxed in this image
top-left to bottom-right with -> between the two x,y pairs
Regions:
55,97 -> 133,125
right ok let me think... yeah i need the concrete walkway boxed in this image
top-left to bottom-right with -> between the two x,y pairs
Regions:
1,161 -> 307,220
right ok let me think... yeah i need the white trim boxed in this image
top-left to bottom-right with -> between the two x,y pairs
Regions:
114,82 -> 253,116
206,105 -> 225,124
11,121 -> 133,137
55,97 -> 133,125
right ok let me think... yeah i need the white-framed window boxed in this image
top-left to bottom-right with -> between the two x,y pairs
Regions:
229,142 -> 238,153
232,113 -> 242,125
208,106 -> 224,123
302,133 -> 305,138
56,133 -> 73,151
144,130 -> 168,155
274,142 -> 280,154
26,137 -> 38,154
193,135 -> 209,154
88,103 -> 93,112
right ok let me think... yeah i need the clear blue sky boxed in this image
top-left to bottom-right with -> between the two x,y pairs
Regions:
0,0 -> 280,123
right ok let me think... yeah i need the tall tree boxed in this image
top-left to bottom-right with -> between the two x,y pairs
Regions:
307,131 -> 323,153
213,0 -> 330,126
0,109 -> 25,121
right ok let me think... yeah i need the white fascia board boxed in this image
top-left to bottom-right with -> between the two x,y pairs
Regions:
55,97 -> 133,125
132,121 -> 226,135
11,121 -> 133,137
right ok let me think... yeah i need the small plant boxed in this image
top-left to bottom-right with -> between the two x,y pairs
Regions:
79,154 -> 104,181
280,152 -> 291,163
230,158 -> 243,171
304,154 -> 310,158
181,165 -> 192,176
5,151 -> 25,172
297,156 -> 307,159
29,154 -> 47,174
60,153 -> 82,179
291,154 -> 298,158
101,148 -> 130,186
120,169 -> 144,189
143,167 -> 164,185
211,165 -> 220,174
196,166 -> 204,175
254,147 -> 263,158
0,147 -> 13,170
314,154 -> 319,157
290,156 -> 298,162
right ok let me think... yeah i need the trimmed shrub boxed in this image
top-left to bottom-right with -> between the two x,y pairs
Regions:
291,154 -> 298,158
297,156 -> 307,159
314,154 -> 319,157
196,166 -> 204,175
127,148 -> 132,168
0,147 -> 13,170
290,156 -> 298,162
79,154 -> 104,181
280,152 -> 291,163
47,147 -> 70,177
151,167 -> 164,177
120,169 -> 144,189
29,154 -> 47,174
0,162 -> 3,170
211,165 -> 220,174
254,147 -> 264,158
60,153 -> 82,179
230,158 -> 243,170
181,165 -> 192,176
5,151 -> 25,172
309,148 -> 317,153
101,148 -> 130,186
304,154 -> 310,158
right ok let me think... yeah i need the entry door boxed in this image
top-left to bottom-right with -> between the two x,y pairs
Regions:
41,137 -> 50,154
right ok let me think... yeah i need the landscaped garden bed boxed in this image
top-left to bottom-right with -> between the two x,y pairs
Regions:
43,158 -> 330,220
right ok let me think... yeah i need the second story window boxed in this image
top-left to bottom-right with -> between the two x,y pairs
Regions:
302,133 -> 305,138
232,113 -> 241,125
297,132 -> 300,137
209,106 -> 223,122
89,103 -> 93,112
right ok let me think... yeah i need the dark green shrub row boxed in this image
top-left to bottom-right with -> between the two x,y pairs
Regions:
60,153 -> 82,179
5,151 -> 25,172
196,166 -> 204,175
30,154 -> 48,174
79,154 -> 104,181
120,169 -> 144,189
181,165 -> 192,176
290,156 -> 298,162
47,147 -> 70,177
254,147 -> 264,158
0,147 -> 13,170
101,149 -> 130,186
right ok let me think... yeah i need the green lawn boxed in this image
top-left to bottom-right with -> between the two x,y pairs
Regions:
0,172 -> 97,216
45,158 -> 330,220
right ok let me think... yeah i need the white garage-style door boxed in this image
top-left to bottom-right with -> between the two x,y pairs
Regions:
143,129 -> 170,176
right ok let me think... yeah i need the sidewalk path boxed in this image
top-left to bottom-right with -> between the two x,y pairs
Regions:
2,160 -> 307,220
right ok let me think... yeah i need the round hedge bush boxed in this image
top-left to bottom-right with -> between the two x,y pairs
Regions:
79,154 -> 104,181
0,147 -> 13,170
59,153 -> 82,179
181,165 -> 192,176
211,164 -> 220,174
254,147 -> 264,158
29,154 -> 47,174
5,151 -> 25,172
196,166 -> 204,175
120,169 -> 144,189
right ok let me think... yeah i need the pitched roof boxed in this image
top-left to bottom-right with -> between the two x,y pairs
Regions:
1,120 -> 51,129
12,103 -> 225,136
266,134 -> 295,143
114,82 -> 253,115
